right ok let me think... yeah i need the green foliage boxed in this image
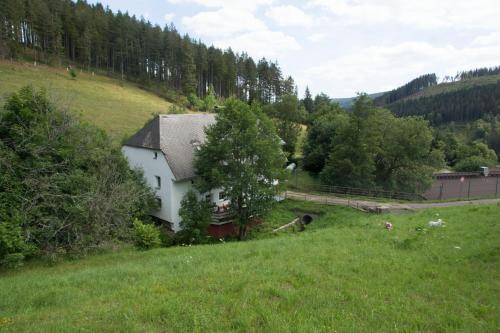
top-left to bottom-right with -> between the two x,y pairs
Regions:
302,86 -> 314,114
201,85 -> 218,112
454,142 -> 497,171
0,216 -> 33,268
195,98 -> 286,239
265,95 -> 306,159
320,95 -> 384,188
454,156 -> 493,172
168,104 -> 186,114
132,219 -> 161,250
0,86 -> 157,264
69,68 -> 77,79
305,95 -> 442,192
303,101 -> 349,172
177,190 -> 212,244
188,85 -> 219,112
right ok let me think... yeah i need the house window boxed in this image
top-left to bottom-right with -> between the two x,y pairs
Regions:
155,176 -> 161,189
156,197 -> 162,208
205,194 -> 211,202
219,191 -> 226,200
154,152 -> 158,159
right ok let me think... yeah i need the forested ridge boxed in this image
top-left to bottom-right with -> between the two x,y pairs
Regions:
374,73 -> 437,105
372,67 -> 500,126
458,66 -> 500,80
389,81 -> 500,125
0,0 -> 295,104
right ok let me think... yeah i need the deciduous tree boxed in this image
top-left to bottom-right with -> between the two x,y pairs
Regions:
194,98 -> 286,239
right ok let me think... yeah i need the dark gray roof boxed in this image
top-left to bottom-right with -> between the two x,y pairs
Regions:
124,114 -> 216,181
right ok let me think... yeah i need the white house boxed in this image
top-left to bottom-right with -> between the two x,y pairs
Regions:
122,114 -> 226,232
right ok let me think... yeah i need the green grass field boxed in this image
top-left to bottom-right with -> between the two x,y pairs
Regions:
1,200 -> 498,332
0,60 -> 180,142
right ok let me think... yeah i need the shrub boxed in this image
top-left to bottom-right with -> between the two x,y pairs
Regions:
0,86 -> 157,264
168,104 -> 186,114
176,190 -> 212,244
0,218 -> 32,268
133,219 -> 161,250
188,93 -> 203,110
69,68 -> 77,79
455,156 -> 493,172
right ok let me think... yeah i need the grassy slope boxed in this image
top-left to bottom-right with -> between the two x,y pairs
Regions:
0,60 -> 178,142
0,201 -> 498,332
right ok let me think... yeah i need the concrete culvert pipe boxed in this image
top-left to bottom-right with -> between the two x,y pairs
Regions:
301,214 -> 313,225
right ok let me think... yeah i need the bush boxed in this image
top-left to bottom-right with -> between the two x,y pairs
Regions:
168,104 -> 186,114
455,156 -> 492,172
0,86 -> 157,264
133,219 -> 161,250
69,68 -> 77,79
176,190 -> 212,244
188,93 -> 203,110
454,142 -> 497,171
0,218 -> 32,268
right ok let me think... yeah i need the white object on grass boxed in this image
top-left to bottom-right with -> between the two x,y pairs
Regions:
428,218 -> 445,227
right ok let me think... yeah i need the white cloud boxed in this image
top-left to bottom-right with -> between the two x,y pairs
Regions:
181,8 -> 267,38
308,33 -> 325,43
265,5 -> 313,28
177,0 -> 300,59
473,33 -> 500,46
168,0 -> 274,11
309,0 -> 500,30
163,13 -> 175,22
213,30 -> 300,59
300,41 -> 500,97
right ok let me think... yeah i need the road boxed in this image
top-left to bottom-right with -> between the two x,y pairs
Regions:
285,191 -> 500,213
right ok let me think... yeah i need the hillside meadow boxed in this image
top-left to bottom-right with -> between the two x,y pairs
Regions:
0,60 -> 180,142
0,200 -> 498,332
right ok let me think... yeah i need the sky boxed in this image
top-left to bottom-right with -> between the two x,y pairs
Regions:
91,0 -> 500,98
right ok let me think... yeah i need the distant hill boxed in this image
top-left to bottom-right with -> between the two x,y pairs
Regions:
0,61 -> 184,142
332,92 -> 385,109
375,67 -> 500,125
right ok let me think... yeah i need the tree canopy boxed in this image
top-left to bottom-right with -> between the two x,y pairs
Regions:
264,94 -> 306,159
194,98 -> 286,239
304,95 -> 443,192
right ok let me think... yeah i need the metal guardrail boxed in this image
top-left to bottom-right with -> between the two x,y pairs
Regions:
294,183 -> 425,201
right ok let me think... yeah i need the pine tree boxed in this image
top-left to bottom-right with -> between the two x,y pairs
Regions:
180,35 -> 197,95
303,86 -> 314,114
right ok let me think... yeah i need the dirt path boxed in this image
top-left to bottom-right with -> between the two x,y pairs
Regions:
285,191 -> 500,213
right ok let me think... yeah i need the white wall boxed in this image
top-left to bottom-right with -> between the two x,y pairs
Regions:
122,146 -> 177,228
122,145 -> 226,232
